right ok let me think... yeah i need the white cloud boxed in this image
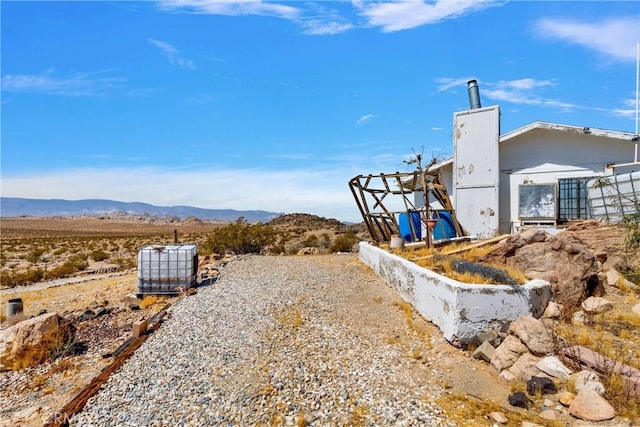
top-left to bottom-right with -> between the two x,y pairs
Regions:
354,0 -> 498,32
302,19 -> 353,35
483,79 -> 576,110
1,166 -> 367,222
158,0 -> 354,35
533,17 -> 639,62
356,113 -> 379,126
434,77 -> 475,93
158,0 -> 300,19
436,76 -> 635,118
148,38 -> 195,70
1,70 -> 125,96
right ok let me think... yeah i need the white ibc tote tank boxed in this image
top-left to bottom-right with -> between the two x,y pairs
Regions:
137,244 -> 198,295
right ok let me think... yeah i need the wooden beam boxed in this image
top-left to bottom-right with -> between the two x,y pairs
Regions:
410,234 -> 510,261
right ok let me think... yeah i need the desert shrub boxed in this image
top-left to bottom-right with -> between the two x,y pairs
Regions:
1,268 -> 45,287
330,231 -> 358,253
26,247 -> 46,263
621,206 -> 640,253
112,256 -> 136,270
268,243 -> 286,255
301,234 -> 319,247
49,253 -> 88,277
89,249 -> 110,262
204,218 -> 277,255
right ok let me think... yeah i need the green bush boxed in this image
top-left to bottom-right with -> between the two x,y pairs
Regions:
204,218 -> 277,255
89,249 -> 110,262
622,206 -> 640,253
330,231 -> 359,253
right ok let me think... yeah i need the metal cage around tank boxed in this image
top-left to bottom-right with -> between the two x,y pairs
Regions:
137,244 -> 198,295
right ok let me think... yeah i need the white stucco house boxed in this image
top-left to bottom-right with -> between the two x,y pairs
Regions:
426,92 -> 639,238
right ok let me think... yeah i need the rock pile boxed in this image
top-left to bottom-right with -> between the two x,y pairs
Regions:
470,310 -> 624,422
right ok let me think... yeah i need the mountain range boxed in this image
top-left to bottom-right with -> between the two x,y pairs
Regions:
0,197 -> 283,223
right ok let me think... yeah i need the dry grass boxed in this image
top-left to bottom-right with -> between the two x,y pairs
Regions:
347,405 -> 370,426
392,300 -> 432,351
398,244 -> 526,286
433,392 -> 552,427
139,295 -> 159,309
6,312 -> 29,326
1,275 -> 137,320
553,308 -> 640,418
275,302 -> 304,330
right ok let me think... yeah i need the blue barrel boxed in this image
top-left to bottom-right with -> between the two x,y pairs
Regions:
433,211 -> 457,240
399,212 -> 422,242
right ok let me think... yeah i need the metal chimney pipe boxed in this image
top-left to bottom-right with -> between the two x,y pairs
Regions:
467,79 -> 481,110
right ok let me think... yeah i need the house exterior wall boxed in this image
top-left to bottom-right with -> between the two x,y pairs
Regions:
499,128 -> 637,232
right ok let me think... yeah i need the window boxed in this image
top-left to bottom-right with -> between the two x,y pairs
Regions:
558,177 -> 592,222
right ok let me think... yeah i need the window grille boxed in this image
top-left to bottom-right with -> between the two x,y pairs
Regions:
558,177 -> 592,222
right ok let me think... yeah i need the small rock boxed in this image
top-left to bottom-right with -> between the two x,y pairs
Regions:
489,411 -> 507,424
95,307 -> 110,317
472,341 -> 495,363
475,329 -> 501,347
606,269 -> 621,287
509,353 -> 541,382
527,376 -> 557,395
538,409 -> 556,420
581,296 -> 613,314
537,355 -> 571,379
558,391 -> 575,406
490,335 -> 528,372
508,316 -> 554,356
541,301 -> 562,319
632,303 -> 640,315
123,294 -> 141,309
76,309 -> 96,322
569,388 -> 616,421
499,369 -> 517,382
521,423 -> 544,427
508,391 -> 529,409
571,310 -> 588,325
543,398 -> 554,407
571,370 -> 605,394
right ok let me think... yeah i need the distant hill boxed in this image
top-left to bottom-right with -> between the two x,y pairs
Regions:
269,213 -> 347,230
0,197 -> 283,223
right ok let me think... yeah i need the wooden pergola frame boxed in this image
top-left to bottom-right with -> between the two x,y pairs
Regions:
348,169 -> 466,245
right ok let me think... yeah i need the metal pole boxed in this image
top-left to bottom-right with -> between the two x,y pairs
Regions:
635,41 -> 639,162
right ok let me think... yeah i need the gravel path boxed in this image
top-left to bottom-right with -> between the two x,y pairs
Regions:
71,254 -> 451,426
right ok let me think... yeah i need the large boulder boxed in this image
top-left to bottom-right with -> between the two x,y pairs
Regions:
481,229 -> 601,308
0,312 -> 74,371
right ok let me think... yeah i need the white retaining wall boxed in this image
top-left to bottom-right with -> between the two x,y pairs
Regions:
359,242 -> 551,346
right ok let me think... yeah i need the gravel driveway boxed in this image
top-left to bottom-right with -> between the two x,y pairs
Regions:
71,254 -> 451,426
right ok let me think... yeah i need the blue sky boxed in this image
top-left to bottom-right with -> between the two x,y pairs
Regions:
2,1 -> 639,222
